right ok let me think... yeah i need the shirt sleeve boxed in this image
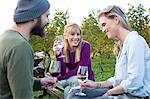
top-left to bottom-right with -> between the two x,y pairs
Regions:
7,42 -> 34,98
33,79 -> 42,91
120,37 -> 145,94
107,77 -> 118,87
78,42 -> 94,81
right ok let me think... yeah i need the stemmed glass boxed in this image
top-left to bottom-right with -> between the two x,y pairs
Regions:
44,60 -> 61,89
49,60 -> 61,77
75,66 -> 88,96
34,51 -> 45,66
53,35 -> 65,58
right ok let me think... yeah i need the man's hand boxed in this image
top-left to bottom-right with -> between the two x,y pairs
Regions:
40,77 -> 57,89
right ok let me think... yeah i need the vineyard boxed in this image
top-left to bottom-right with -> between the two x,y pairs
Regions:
31,4 -> 150,98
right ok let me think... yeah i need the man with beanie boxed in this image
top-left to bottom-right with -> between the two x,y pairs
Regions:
0,0 -> 57,98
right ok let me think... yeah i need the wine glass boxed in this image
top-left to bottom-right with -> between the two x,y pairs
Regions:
49,60 -> 61,77
75,66 -> 88,96
34,51 -> 45,66
53,35 -> 65,58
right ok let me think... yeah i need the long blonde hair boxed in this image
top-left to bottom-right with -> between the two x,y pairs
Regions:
63,23 -> 84,63
113,40 -> 123,56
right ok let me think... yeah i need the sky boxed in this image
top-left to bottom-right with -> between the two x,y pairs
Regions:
0,0 -> 149,34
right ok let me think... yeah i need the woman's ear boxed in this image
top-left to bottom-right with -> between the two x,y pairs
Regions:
114,16 -> 120,25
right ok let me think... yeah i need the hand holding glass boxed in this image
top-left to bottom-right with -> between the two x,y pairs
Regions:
75,66 -> 88,96
53,35 -> 65,58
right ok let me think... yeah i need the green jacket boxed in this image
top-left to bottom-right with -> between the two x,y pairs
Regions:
0,30 -> 41,99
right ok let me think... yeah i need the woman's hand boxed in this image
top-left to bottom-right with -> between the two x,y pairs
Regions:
80,81 -> 97,89
53,41 -> 61,55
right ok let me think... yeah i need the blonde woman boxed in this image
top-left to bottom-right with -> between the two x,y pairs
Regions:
53,23 -> 94,98
67,5 -> 150,99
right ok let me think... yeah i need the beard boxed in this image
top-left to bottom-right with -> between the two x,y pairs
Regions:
31,18 -> 46,37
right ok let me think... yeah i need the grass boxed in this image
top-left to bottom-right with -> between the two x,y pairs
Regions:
34,54 -> 116,98
34,91 -> 57,99
92,55 -> 116,81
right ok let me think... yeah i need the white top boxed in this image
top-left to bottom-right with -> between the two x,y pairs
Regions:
108,31 -> 150,97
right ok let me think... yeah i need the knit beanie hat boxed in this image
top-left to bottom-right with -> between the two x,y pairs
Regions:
14,0 -> 50,23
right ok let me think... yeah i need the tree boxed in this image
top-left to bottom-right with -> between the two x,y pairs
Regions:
127,4 -> 150,45
81,10 -> 114,59
29,9 -> 70,52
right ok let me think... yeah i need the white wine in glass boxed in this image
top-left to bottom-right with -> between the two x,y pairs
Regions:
75,66 -> 88,96
53,35 -> 65,58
